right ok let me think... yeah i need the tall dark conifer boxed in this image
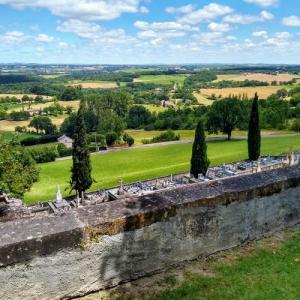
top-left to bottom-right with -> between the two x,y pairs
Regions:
190,120 -> 210,178
248,93 -> 261,161
70,102 -> 92,200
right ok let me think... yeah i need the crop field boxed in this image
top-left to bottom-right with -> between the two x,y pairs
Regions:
193,92 -> 214,106
0,114 -> 68,131
215,73 -> 300,84
24,135 -> 300,204
69,81 -> 118,89
199,86 -> 284,100
134,74 -> 187,85
7,100 -> 80,113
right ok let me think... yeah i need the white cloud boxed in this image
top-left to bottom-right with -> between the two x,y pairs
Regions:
208,22 -> 232,32
57,19 -> 135,44
224,11 -> 274,24
0,0 -> 143,21
193,31 -> 236,46
252,30 -> 268,38
140,6 -> 149,14
282,16 -> 300,26
244,0 -> 279,7
0,31 -> 26,44
58,41 -> 68,48
35,33 -> 54,43
179,3 -> 234,25
165,4 -> 195,14
134,21 -> 199,40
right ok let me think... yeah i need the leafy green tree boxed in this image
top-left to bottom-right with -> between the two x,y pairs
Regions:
127,105 -> 152,128
248,93 -> 261,161
70,104 -> 93,201
0,142 -> 39,198
206,97 -> 242,140
190,120 -> 210,178
29,116 -> 56,134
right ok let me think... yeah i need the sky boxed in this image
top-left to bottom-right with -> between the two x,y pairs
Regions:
0,0 -> 299,64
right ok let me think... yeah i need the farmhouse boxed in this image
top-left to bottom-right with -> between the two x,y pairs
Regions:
57,134 -> 73,148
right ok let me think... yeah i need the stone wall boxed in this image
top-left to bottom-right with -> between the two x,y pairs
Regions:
1,165 -> 300,300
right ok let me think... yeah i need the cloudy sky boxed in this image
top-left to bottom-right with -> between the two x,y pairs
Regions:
0,0 -> 299,64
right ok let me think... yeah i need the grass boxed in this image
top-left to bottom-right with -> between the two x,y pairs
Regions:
24,135 -> 300,204
153,231 -> 300,300
134,75 -> 187,85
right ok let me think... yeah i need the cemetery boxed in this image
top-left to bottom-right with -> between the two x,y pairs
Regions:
0,152 -> 299,223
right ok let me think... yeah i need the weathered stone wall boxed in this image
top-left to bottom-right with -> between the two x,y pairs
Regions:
1,166 -> 300,300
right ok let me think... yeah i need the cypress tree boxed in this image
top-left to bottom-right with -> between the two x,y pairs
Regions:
190,120 -> 210,178
70,103 -> 92,201
248,93 -> 261,161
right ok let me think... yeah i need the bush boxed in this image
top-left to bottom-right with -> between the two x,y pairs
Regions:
87,133 -> 106,147
142,130 -> 180,144
57,143 -> 72,157
151,130 -> 180,143
106,132 -> 118,146
289,119 -> 300,132
126,136 -> 135,147
27,146 -> 58,163
21,133 -> 61,146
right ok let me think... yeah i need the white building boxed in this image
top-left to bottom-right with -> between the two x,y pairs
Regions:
57,135 -> 73,148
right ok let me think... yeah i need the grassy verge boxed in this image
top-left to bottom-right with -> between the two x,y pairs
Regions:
153,230 -> 300,300
24,135 -> 300,204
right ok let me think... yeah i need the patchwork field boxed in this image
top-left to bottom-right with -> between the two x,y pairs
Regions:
215,73 -> 300,84
200,86 -> 284,100
24,135 -> 300,204
69,81 -> 118,89
134,74 -> 187,85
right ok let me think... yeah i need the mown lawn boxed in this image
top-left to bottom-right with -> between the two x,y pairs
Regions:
24,135 -> 300,204
153,231 -> 300,300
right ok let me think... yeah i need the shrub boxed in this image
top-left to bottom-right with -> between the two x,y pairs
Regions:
142,130 -> 180,144
21,133 -> 60,146
126,135 -> 135,147
151,130 -> 180,143
27,146 -> 58,163
57,143 -> 72,157
106,132 -> 118,146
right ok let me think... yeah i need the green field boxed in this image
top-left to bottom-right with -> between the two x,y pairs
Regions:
134,74 -> 187,85
24,135 -> 300,204
143,104 -> 167,113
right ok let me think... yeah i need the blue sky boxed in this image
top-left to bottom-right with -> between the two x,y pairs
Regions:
0,0 -> 299,64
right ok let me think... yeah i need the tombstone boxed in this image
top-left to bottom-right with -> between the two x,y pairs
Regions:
257,160 -> 261,173
56,185 -> 63,202
118,179 -> 124,195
